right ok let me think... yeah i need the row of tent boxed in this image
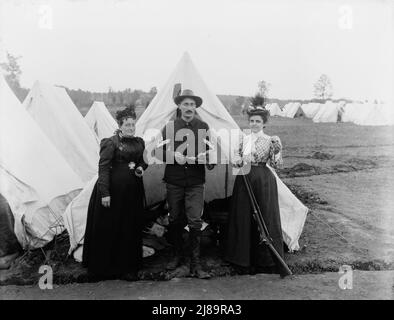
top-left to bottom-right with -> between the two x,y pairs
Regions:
0,52 -> 308,267
265,101 -> 394,126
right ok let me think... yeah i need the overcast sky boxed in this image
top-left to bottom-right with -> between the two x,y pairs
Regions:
1,0 -> 393,101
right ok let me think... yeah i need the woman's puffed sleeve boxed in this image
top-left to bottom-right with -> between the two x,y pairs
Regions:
269,135 -> 283,169
271,136 -> 282,155
97,138 -> 116,197
136,137 -> 148,171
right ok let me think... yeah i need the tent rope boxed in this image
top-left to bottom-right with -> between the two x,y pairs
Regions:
308,210 -> 367,254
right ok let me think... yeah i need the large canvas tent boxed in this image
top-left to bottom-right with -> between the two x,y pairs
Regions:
0,77 -> 84,249
85,101 -> 118,141
23,81 -> 99,182
64,52 -> 308,258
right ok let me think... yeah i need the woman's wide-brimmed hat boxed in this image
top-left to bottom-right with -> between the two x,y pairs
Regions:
174,89 -> 203,108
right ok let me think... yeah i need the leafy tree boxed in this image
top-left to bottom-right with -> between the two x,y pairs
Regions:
149,86 -> 158,96
257,80 -> 271,97
313,74 -> 333,99
0,52 -> 28,101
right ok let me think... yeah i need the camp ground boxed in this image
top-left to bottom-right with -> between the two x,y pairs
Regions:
63,53 -> 308,262
1,0 -> 393,300
1,49 -> 394,294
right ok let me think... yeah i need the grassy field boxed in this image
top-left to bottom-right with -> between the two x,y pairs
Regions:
1,116 -> 394,285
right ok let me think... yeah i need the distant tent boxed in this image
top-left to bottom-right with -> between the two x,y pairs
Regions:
313,101 -> 343,123
23,81 -> 99,182
266,103 -> 284,117
282,102 -> 305,118
85,101 -> 118,141
64,52 -> 308,257
301,103 -> 322,119
0,77 -> 84,249
341,103 -> 363,123
342,102 -> 394,126
360,103 -> 394,126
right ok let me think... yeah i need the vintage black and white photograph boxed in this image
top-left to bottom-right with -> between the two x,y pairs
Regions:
0,0 -> 393,303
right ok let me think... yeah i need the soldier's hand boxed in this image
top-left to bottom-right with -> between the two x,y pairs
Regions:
174,152 -> 186,164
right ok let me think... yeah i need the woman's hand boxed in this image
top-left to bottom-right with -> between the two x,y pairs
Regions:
231,157 -> 244,168
102,196 -> 111,208
135,166 -> 144,177
271,136 -> 282,154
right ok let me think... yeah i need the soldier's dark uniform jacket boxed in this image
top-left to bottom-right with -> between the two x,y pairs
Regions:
159,117 -> 211,187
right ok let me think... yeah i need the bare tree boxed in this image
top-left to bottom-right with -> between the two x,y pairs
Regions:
313,74 -> 333,99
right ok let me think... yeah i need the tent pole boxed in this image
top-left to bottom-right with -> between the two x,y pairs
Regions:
225,163 -> 228,198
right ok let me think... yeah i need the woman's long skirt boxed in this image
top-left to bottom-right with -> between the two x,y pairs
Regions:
225,165 -> 284,268
82,163 -> 145,276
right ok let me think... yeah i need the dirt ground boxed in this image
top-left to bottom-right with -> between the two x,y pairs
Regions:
1,117 -> 394,299
1,271 -> 393,300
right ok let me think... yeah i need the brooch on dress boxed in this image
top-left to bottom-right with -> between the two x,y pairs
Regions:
128,162 -> 136,170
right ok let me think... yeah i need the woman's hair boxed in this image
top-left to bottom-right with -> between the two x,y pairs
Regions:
247,93 -> 269,123
115,105 -> 136,125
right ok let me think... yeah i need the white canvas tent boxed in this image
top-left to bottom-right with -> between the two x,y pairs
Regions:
341,102 -> 366,124
282,102 -> 305,118
301,103 -> 322,119
0,77 -> 84,249
313,101 -> 343,123
342,102 -> 394,126
357,103 -> 394,126
64,52 -> 308,258
266,103 -> 284,117
23,81 -> 99,182
85,101 -> 118,141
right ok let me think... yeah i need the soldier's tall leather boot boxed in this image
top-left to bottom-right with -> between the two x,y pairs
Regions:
189,229 -> 211,279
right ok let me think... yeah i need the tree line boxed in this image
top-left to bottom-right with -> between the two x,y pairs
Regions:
1,51 -> 338,116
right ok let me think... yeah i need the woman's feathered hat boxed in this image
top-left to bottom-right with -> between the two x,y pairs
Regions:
247,93 -> 269,119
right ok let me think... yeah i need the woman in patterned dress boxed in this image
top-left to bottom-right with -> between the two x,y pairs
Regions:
82,107 -> 148,281
225,95 -> 285,274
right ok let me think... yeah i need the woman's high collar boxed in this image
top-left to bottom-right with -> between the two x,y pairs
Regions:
116,129 -> 135,140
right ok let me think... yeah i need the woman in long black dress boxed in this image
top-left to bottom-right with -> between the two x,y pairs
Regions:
82,107 -> 148,281
225,95 -> 285,275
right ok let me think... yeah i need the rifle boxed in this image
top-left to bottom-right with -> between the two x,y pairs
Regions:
240,169 -> 292,278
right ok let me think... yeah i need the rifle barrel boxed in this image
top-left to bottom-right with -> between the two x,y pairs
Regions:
240,170 -> 292,277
